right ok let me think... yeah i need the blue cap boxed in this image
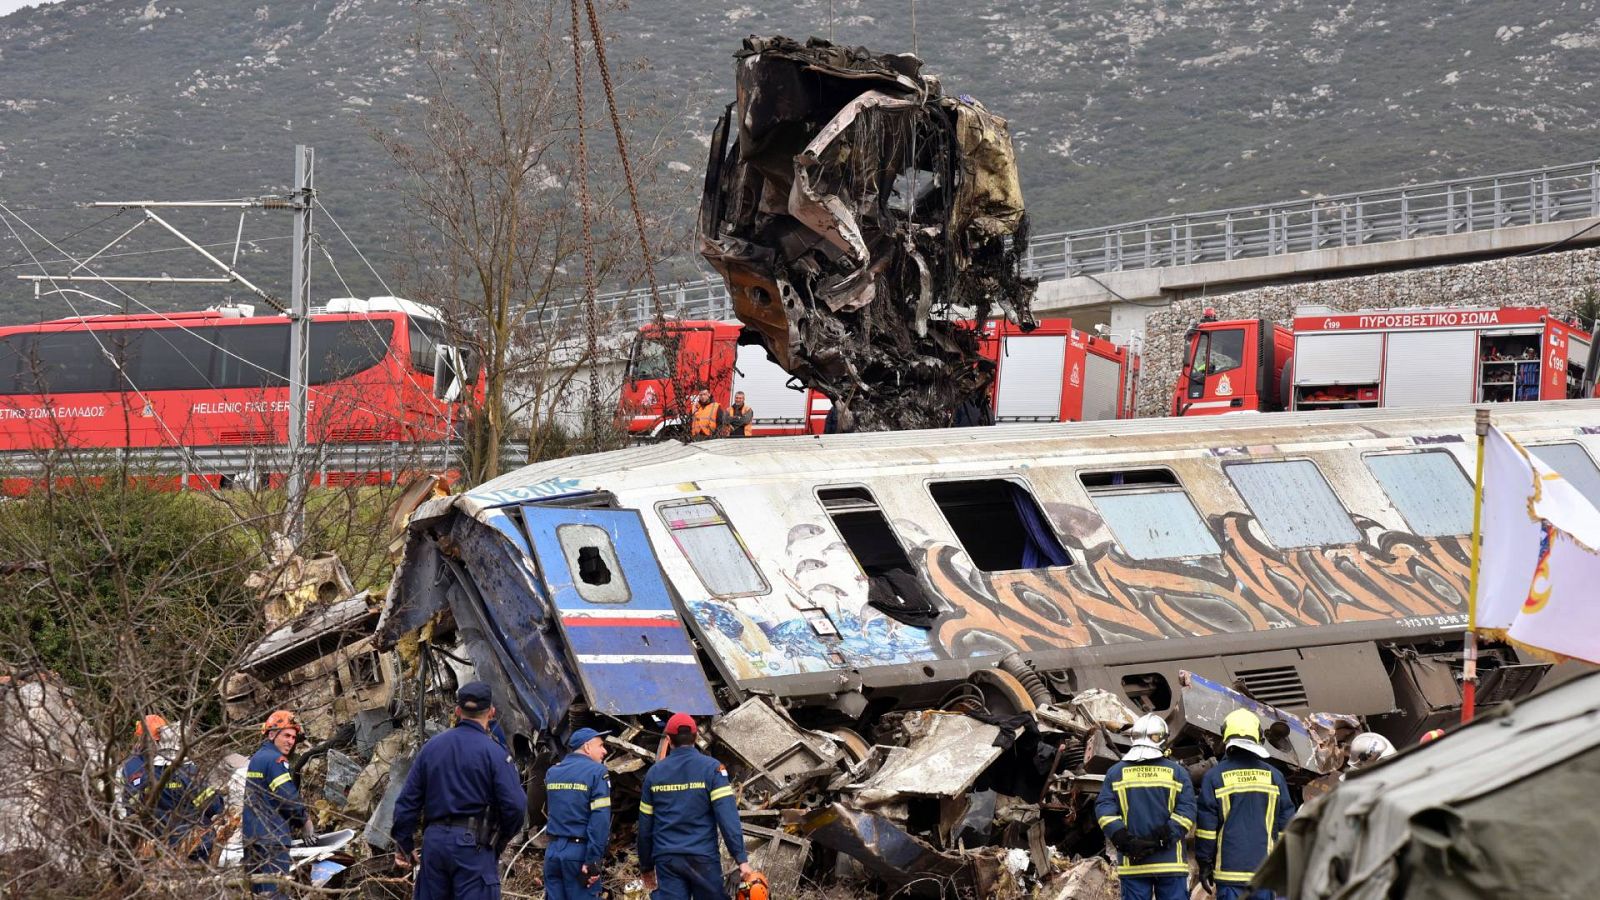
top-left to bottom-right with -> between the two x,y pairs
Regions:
457,681 -> 493,712
568,727 -> 610,750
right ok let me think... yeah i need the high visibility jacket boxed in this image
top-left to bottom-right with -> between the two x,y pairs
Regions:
1095,757 -> 1197,878
637,746 -> 746,868
1196,752 -> 1295,885
691,402 -> 723,437
727,403 -> 753,437
242,742 -> 305,846
544,752 -> 612,866
391,720 -> 528,856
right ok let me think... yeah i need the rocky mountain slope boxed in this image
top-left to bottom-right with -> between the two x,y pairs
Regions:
3,0 -> 1600,321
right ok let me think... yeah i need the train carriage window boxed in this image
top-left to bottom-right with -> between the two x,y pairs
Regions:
555,523 -> 631,604
1225,459 -> 1361,549
818,486 -> 939,627
1364,451 -> 1474,537
310,320 -> 395,384
927,479 -> 1072,572
1529,443 -> 1600,508
1081,468 -> 1220,560
133,327 -> 218,391
20,330 -> 117,394
658,498 -> 769,598
216,323 -> 289,388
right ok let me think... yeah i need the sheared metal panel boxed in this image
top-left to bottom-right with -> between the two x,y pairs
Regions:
1365,451 -> 1474,537
518,506 -> 717,715
995,335 -> 1065,420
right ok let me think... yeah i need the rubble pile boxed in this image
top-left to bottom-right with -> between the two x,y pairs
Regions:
1138,244 -> 1600,417
699,35 -> 1038,432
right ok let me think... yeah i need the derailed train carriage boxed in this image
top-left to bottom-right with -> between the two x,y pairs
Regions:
378,402 -> 1599,788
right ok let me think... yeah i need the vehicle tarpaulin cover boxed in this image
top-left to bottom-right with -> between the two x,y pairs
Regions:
699,35 -> 1037,432
1258,670 -> 1600,899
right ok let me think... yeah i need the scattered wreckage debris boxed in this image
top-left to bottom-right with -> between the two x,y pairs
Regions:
699,35 -> 1038,432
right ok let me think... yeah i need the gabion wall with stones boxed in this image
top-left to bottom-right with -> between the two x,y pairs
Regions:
1136,245 -> 1600,417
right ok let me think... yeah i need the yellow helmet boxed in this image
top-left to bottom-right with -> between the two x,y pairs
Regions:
1221,708 -> 1269,758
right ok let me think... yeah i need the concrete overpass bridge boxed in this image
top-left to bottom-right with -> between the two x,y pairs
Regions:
555,158 -> 1600,343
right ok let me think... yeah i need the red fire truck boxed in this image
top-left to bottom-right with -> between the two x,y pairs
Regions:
0,296 -> 476,489
621,318 -> 1139,437
1174,306 -> 1596,416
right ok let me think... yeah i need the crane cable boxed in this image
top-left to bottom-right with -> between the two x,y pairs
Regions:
568,0 -> 604,453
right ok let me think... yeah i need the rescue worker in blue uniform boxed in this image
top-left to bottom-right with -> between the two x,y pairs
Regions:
1195,709 -> 1296,900
152,750 -> 226,862
542,727 -> 613,899
243,710 -> 307,896
391,681 -> 528,900
119,714 -> 168,818
1096,714 -> 1197,900
637,712 -> 753,900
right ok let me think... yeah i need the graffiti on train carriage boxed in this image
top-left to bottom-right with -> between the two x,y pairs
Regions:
680,506 -> 1469,672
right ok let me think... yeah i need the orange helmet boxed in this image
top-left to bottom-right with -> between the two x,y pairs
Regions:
736,871 -> 769,900
1419,728 -> 1446,745
134,714 -> 168,740
261,710 -> 302,739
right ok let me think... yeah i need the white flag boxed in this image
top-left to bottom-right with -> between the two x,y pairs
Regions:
1475,425 -> 1600,663
1475,427 -> 1541,631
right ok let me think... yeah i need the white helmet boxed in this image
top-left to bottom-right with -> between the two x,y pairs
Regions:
1123,713 -> 1170,762
1346,732 -> 1396,771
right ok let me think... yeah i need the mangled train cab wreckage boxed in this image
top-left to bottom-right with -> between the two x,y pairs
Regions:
376,401 -> 1600,891
698,36 -> 1038,432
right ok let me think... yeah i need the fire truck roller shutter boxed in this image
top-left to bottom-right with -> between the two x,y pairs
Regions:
731,343 -> 808,423
1384,329 -> 1476,407
1082,353 -> 1120,421
1293,332 -> 1383,386
995,334 -> 1066,422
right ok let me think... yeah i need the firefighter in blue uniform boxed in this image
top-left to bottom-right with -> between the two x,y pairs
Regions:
243,710 -> 306,896
391,681 -> 528,900
542,727 -> 613,899
151,742 -> 226,862
1196,709 -> 1296,900
1096,714 -> 1197,900
119,714 -> 167,818
637,712 -> 753,900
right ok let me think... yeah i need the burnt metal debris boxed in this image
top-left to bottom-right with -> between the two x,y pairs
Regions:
699,35 -> 1038,432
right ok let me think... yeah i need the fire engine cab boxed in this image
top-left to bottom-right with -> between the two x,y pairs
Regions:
1175,306 -> 1596,416
621,318 -> 1139,437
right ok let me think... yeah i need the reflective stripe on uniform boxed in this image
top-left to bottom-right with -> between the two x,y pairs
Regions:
638,802 -> 653,816
1171,813 -> 1194,832
590,797 -> 611,810
708,786 -> 733,801
193,787 -> 217,807
269,773 -> 293,791
547,782 -> 589,792
1195,828 -> 1218,840
1098,816 -> 1123,829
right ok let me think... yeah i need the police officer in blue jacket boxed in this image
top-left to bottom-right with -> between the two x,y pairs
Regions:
542,727 -> 613,899
1195,709 -> 1295,900
637,712 -> 752,900
244,710 -> 307,896
1096,714 -> 1197,900
391,681 -> 528,900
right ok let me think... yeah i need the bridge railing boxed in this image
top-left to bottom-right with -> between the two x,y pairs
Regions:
1040,160 -> 1600,277
549,159 -> 1600,330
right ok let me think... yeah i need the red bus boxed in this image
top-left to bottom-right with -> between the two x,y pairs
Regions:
0,296 -> 474,489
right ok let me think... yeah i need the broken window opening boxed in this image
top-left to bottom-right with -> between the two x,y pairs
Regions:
349,651 -> 383,688
1120,672 -> 1173,713
555,524 -> 632,604
819,486 -> 939,628
576,546 -> 613,585
658,498 -> 769,598
1081,468 -> 1220,560
928,479 -> 1072,572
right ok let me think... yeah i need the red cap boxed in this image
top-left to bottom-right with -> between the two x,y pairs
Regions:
665,712 -> 698,736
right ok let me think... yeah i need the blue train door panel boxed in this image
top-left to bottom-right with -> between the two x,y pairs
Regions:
517,506 -> 718,716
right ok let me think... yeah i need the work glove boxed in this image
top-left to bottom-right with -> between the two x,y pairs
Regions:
1197,857 -> 1216,892
1110,829 -> 1137,856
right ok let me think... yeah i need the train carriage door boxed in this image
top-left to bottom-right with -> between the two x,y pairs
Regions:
516,506 -> 718,716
